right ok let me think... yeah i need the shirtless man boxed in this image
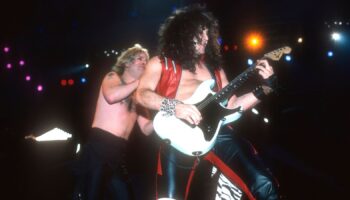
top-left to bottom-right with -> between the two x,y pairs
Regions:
136,5 -> 279,200
74,44 -> 153,200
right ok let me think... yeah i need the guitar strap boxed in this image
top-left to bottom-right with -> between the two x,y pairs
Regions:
207,65 -> 223,91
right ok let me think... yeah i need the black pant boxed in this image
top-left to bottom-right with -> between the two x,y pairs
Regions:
157,144 -> 197,199
157,126 -> 279,200
213,127 -> 279,200
73,128 -> 130,200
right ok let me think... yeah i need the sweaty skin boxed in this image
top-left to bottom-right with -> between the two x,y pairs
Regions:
92,52 -> 153,139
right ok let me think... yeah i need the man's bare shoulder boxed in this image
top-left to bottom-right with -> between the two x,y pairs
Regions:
148,56 -> 162,66
103,71 -> 122,81
102,71 -> 122,87
105,71 -> 118,78
143,56 -> 162,74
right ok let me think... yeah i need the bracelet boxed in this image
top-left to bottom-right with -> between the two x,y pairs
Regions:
160,98 -> 182,116
253,75 -> 278,101
263,74 -> 277,90
252,85 -> 267,101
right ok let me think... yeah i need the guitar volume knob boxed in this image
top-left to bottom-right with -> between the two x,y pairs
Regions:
163,139 -> 171,145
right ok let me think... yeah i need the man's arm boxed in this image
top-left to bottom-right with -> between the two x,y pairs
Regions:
137,115 -> 154,136
135,56 -> 164,110
222,59 -> 275,111
102,71 -> 139,104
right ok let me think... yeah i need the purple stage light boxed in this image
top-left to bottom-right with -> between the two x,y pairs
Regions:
25,75 -> 31,81
37,85 -> 43,92
3,47 -> 10,53
19,60 -> 25,66
6,63 -> 12,69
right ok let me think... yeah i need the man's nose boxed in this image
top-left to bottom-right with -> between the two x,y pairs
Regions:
203,34 -> 209,42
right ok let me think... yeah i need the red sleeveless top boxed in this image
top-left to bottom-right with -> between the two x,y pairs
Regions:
155,57 -> 223,98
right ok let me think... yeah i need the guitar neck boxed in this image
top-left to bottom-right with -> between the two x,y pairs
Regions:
198,58 -> 267,110
215,67 -> 256,101
197,45 -> 292,110
213,55 -> 271,102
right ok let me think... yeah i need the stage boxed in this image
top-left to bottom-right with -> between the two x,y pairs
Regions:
1,0 -> 349,199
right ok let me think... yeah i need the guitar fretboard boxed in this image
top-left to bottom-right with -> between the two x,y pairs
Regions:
197,66 -> 256,111
196,46 -> 292,111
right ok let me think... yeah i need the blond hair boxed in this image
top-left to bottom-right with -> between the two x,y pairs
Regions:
112,44 -> 149,75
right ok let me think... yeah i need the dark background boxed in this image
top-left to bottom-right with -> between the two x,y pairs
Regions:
1,0 -> 349,199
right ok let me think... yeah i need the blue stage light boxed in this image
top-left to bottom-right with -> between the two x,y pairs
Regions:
247,58 -> 253,65
81,77 -> 87,83
327,51 -> 333,57
285,55 -> 292,61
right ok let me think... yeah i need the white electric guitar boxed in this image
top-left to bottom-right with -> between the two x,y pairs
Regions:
153,46 -> 292,156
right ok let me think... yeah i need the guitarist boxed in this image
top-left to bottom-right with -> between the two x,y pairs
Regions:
136,4 -> 279,200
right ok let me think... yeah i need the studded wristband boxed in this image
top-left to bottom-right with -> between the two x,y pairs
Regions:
160,98 -> 182,116
252,85 -> 267,101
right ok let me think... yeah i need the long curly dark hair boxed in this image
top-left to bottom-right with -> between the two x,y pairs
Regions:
158,4 -> 223,72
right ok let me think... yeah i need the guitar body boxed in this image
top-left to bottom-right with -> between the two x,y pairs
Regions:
153,79 -> 243,156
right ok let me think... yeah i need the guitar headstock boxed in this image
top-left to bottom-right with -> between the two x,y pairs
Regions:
263,46 -> 292,61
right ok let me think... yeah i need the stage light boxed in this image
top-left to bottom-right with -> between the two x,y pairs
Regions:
19,60 -> 25,66
6,63 -> 12,69
251,108 -> 259,115
3,46 -> 10,53
85,64 -> 89,68
263,117 -> 269,123
25,75 -> 31,81
285,55 -> 292,62
233,45 -> 238,51
76,143 -> 81,153
25,127 -> 72,142
60,79 -> 67,86
80,77 -> 87,83
247,58 -> 254,65
68,79 -> 74,85
37,85 -> 43,92
331,32 -> 341,41
297,37 -> 303,43
217,37 -> 223,45
245,32 -> 264,51
327,51 -> 334,57
223,45 -> 229,51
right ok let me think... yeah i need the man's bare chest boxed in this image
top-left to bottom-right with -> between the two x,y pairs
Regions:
177,67 -> 213,99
